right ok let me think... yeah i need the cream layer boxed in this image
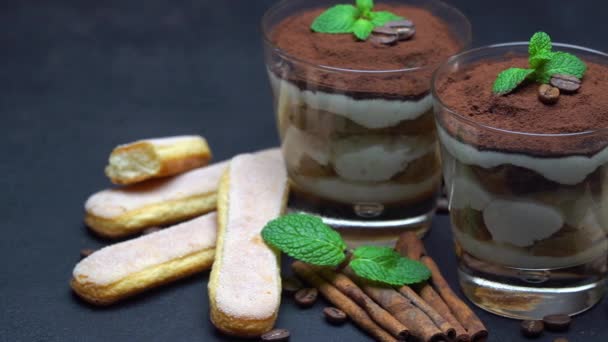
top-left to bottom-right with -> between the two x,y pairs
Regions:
269,72 -> 432,129
283,126 -> 436,182
438,125 -> 608,185
454,229 -> 607,269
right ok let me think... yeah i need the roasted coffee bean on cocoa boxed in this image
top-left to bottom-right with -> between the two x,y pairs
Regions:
370,34 -> 397,45
395,27 -> 415,40
543,313 -> 571,332
282,276 -> 303,295
521,320 -> 544,338
142,227 -> 162,235
294,287 -> 318,308
538,84 -> 560,105
550,74 -> 581,93
261,328 -> 290,341
386,19 -> 415,28
323,307 -> 348,325
80,248 -> 96,259
372,26 -> 398,35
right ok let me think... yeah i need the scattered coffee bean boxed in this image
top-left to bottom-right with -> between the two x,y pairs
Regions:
550,74 -> 581,93
521,320 -> 544,338
543,313 -> 571,332
141,226 -> 162,235
436,196 -> 449,214
282,276 -> 303,295
261,328 -> 290,341
294,287 -> 318,308
80,248 -> 96,259
323,307 -> 347,325
538,84 -> 560,105
553,338 -> 568,342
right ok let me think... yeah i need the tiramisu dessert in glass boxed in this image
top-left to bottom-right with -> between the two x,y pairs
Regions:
433,32 -> 608,318
262,0 -> 470,244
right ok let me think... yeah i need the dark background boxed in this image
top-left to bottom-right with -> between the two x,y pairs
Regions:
2,0 -> 607,341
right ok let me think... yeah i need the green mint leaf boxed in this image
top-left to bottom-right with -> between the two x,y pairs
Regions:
529,31 -> 552,57
356,0 -> 374,12
529,51 -> 553,69
492,68 -> 534,95
261,213 -> 346,266
535,51 -> 587,83
349,246 -> 431,285
311,5 -> 359,34
370,11 -> 404,27
352,18 -> 374,40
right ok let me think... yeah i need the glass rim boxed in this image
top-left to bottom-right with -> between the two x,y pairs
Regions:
432,41 -> 608,137
261,0 -> 472,74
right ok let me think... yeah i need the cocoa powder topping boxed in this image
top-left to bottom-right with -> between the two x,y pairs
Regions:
270,4 -> 463,100
437,56 -> 608,156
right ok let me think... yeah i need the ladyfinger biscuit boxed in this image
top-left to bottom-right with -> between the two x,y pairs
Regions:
86,161 -> 227,238
71,212 -> 217,305
105,135 -> 212,185
208,150 -> 289,337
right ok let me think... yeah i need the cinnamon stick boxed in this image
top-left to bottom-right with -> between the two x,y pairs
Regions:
292,261 -> 398,342
397,285 -> 455,339
397,232 -> 488,342
422,256 -> 488,341
396,232 -> 469,341
417,284 -> 470,341
316,267 -> 409,340
343,268 -> 445,342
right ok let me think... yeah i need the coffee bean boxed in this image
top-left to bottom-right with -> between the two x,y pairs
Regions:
370,34 -> 397,45
553,338 -> 568,342
521,320 -> 544,338
395,27 -> 415,40
372,26 -> 398,35
294,287 -> 318,308
386,19 -> 415,29
538,84 -> 560,105
550,74 -> 581,93
80,248 -> 96,259
436,196 -> 449,214
543,313 -> 571,332
282,276 -> 303,295
142,226 -> 162,235
323,307 -> 347,325
261,328 -> 290,341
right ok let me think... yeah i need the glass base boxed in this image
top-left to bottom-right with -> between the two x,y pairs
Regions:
457,251 -> 607,319
287,191 -> 436,247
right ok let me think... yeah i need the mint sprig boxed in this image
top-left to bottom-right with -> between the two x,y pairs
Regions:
262,213 -> 430,285
311,0 -> 404,40
261,213 -> 346,266
349,246 -> 431,286
492,31 -> 587,95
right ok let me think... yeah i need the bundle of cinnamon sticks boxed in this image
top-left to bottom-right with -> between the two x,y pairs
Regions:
292,232 -> 488,342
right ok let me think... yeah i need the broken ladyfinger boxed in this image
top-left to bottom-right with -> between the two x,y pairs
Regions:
105,135 -> 212,185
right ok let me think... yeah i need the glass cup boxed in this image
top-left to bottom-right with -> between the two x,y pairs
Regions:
262,0 -> 471,245
432,42 -> 608,319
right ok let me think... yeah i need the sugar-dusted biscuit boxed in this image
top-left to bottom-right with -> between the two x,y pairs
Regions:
105,135 -> 212,185
71,212 -> 217,305
208,150 -> 289,337
86,161 -> 227,238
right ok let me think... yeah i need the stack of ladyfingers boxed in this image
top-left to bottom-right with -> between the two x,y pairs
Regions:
71,135 -> 288,337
